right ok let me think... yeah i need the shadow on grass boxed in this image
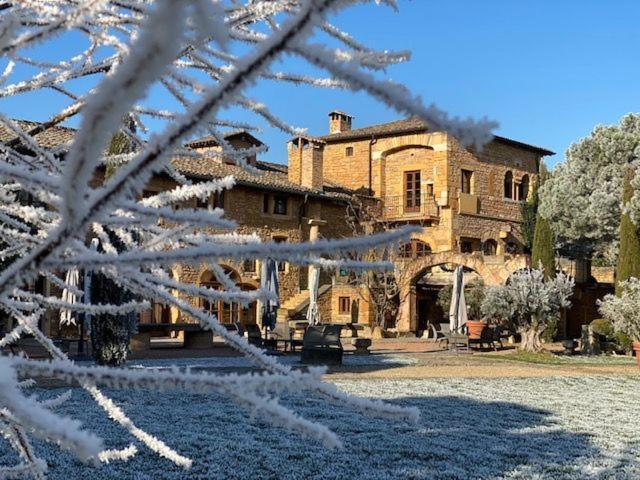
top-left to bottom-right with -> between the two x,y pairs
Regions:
0,384 -> 628,480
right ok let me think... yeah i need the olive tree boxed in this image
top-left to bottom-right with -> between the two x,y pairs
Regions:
481,269 -> 574,352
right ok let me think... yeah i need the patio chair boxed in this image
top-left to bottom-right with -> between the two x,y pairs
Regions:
434,322 -> 451,346
244,323 -> 264,348
269,323 -> 302,352
301,324 -> 343,365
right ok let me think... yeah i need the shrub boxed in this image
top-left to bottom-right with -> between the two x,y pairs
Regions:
590,318 -> 614,339
436,279 -> 485,321
599,277 -> 640,342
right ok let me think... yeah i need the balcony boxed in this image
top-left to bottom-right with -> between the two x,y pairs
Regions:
383,193 -> 439,221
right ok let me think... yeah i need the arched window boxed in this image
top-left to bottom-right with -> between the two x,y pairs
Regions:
518,174 -> 530,201
414,240 -> 431,257
504,171 -> 513,199
399,240 -> 431,259
482,239 -> 497,256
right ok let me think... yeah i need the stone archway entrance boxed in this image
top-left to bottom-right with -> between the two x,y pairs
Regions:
395,252 -> 528,334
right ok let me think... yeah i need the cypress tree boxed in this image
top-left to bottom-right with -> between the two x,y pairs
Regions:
615,167 -> 640,294
531,164 -> 555,277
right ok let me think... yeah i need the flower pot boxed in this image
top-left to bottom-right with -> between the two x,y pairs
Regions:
466,320 -> 487,340
633,342 -> 640,368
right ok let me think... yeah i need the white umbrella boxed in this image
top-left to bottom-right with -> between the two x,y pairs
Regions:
449,265 -> 468,333
306,266 -> 320,325
60,268 -> 79,325
260,258 -> 279,330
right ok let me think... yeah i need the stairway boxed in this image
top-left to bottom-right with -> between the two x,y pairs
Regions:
277,285 -> 331,322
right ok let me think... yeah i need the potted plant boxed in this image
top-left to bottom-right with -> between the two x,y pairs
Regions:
437,279 -> 486,338
599,278 -> 640,365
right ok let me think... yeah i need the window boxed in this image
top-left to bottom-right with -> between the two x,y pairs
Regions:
196,196 -> 209,209
242,259 -> 256,273
345,146 -> 354,156
461,169 -> 474,194
273,236 -> 287,271
339,296 -> 351,314
483,239 -> 497,256
415,240 -> 430,257
460,238 -> 479,254
504,171 -> 513,199
263,194 -> 269,213
213,191 -> 225,209
518,175 -> 529,202
404,170 -> 421,212
273,195 -> 288,215
425,183 -> 434,197
399,240 -> 431,259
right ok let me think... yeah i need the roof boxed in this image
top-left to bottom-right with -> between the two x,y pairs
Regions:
0,120 -> 75,149
171,156 -> 354,201
319,117 -> 555,156
328,110 -> 353,118
184,130 -> 264,149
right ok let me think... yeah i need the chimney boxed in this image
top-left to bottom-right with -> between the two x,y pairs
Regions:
328,110 -> 353,134
288,136 -> 324,190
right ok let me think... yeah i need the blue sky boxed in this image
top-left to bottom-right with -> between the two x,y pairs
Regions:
6,0 -> 640,166
250,0 -> 640,166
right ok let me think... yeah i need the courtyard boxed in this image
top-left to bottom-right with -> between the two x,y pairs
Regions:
12,344 -> 640,480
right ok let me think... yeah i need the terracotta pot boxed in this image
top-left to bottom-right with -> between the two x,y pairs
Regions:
466,320 -> 487,340
633,341 -> 640,368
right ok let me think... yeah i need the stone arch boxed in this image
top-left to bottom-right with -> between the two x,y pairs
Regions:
395,251 -> 529,333
380,144 -> 434,159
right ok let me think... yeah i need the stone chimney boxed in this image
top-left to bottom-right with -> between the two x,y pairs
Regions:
288,136 -> 324,190
328,110 -> 353,134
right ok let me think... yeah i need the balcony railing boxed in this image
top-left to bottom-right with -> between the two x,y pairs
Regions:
383,194 -> 439,220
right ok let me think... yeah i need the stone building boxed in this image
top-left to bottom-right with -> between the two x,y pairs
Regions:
300,111 -> 554,333
7,114 -> 588,340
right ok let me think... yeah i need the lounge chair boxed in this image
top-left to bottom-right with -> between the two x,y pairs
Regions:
301,324 -> 343,365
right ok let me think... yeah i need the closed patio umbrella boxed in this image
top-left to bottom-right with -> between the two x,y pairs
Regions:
260,258 -> 280,331
60,268 -> 79,325
449,265 -> 468,333
306,266 -> 320,325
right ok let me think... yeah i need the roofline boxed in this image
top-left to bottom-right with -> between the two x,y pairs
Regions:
321,126 -> 554,156
174,170 -> 352,204
492,135 -> 555,156
185,131 -> 264,148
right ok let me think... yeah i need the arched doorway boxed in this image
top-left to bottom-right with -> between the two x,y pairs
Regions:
412,263 -> 483,335
395,251 -> 529,334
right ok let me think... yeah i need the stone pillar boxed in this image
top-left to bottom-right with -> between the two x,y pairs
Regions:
396,284 -> 416,334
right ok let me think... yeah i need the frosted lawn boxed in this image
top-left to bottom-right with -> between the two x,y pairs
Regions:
5,367 -> 640,480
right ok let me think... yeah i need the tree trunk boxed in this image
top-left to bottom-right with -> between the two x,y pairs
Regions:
519,315 -> 545,352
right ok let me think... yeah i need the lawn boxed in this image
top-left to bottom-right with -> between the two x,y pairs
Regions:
478,350 -> 637,365
3,356 -> 640,479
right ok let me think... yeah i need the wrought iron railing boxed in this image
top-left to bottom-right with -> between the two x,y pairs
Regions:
382,194 -> 439,220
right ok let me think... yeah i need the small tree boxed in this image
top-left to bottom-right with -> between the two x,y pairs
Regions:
615,167 -> 640,294
436,279 -> 485,320
481,268 -> 574,352
599,277 -> 640,343
345,199 -> 404,331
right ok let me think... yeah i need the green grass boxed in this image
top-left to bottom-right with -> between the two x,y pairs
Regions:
478,350 -> 636,366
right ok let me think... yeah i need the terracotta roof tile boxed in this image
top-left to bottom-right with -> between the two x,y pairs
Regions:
0,120 -> 75,150
171,156 -> 353,201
